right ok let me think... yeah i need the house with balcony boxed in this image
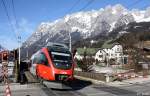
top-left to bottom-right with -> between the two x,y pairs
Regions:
95,41 -> 128,65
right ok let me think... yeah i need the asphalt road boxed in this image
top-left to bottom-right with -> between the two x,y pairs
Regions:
120,82 -> 150,96
0,79 -> 150,96
0,83 -> 48,96
41,78 -> 150,96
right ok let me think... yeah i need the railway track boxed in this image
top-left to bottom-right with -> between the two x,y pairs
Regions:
41,79 -> 91,96
24,71 -> 89,96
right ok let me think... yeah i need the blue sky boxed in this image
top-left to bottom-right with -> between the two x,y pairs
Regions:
0,0 -> 150,50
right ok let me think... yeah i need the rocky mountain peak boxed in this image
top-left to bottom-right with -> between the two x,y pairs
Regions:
23,4 -> 150,49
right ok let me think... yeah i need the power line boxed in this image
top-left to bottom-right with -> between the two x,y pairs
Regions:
11,0 -> 21,46
11,0 -> 19,30
140,3 -> 150,10
78,0 -> 94,11
126,0 -> 142,9
78,0 -> 94,12
53,0 -> 81,51
65,0 -> 81,15
11,0 -> 21,45
1,0 -> 18,40
65,0 -> 95,51
125,0 -> 148,22
1,0 -> 21,64
65,0 -> 95,27
10,0 -> 21,65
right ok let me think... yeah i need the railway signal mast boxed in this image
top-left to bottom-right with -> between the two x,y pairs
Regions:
69,31 -> 72,52
18,36 -> 21,66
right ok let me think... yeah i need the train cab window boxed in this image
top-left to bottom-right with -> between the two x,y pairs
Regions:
39,53 -> 49,66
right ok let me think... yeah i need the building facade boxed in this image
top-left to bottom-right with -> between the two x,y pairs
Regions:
95,43 -> 128,65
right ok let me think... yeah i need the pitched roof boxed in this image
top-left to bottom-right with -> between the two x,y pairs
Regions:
101,40 -> 120,49
77,48 -> 98,55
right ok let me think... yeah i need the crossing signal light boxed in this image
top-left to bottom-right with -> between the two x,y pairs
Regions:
2,52 -> 8,61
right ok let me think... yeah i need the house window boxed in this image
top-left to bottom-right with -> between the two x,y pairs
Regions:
123,57 -> 128,64
99,55 -> 103,58
117,48 -> 120,51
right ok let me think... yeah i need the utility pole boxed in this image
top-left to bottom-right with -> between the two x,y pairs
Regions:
65,18 -> 72,52
27,49 -> 28,60
18,36 -> 21,66
26,45 -> 29,60
69,31 -> 71,52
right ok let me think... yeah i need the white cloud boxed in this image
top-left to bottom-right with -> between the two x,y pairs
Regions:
19,18 -> 34,33
0,36 -> 18,50
0,18 -> 36,50
11,18 -> 37,44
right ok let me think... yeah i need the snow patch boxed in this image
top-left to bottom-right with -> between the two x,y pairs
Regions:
132,11 -> 145,21
109,22 -> 116,32
136,17 -> 150,22
71,27 -> 88,33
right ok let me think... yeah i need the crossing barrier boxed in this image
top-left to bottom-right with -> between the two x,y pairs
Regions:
1,62 -> 12,96
115,72 -> 142,80
5,83 -> 11,96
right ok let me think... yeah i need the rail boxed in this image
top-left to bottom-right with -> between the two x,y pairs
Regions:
24,71 -> 39,83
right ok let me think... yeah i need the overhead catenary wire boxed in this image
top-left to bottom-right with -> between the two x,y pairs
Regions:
126,0 -> 142,9
53,0 -> 81,39
53,0 -> 81,51
141,4 -> 150,10
11,0 -> 20,33
1,0 -> 18,40
78,0 -> 94,12
11,0 -> 21,45
64,0 -> 81,15
65,0 -> 95,51
1,0 -> 21,64
10,0 -> 21,65
124,0 -> 148,22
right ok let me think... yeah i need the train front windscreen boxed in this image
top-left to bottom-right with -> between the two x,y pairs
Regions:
48,46 -> 72,70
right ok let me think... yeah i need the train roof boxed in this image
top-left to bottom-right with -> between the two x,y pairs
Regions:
46,42 -> 68,49
46,42 -> 70,53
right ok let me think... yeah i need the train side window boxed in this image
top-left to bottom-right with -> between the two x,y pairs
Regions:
39,53 -> 49,66
33,55 -> 40,64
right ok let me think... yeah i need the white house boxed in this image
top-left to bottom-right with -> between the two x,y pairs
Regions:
95,49 -> 106,62
95,43 -> 127,65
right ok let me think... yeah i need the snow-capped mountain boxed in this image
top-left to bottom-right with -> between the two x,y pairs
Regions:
22,4 -> 150,50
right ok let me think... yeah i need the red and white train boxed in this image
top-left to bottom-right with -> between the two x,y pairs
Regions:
30,42 -> 75,82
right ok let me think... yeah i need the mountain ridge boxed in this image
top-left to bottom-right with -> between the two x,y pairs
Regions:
21,4 -> 150,59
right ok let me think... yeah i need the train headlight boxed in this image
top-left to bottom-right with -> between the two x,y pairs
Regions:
55,63 -> 58,66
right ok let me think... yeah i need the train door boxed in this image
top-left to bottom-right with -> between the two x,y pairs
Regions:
37,52 -> 52,80
30,51 -> 41,76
